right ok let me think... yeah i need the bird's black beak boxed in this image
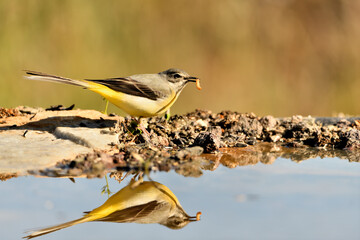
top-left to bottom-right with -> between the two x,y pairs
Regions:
187,212 -> 201,222
188,216 -> 198,222
185,76 -> 199,83
185,76 -> 202,90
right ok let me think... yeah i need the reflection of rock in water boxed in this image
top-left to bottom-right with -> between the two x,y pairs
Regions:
0,173 -> 17,181
201,143 -> 360,170
24,179 -> 200,239
36,142 -> 359,179
221,149 -> 260,168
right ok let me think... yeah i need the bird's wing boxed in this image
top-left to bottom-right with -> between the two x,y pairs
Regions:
94,200 -> 165,223
85,77 -> 162,101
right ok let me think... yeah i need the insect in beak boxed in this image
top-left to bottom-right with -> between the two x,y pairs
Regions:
185,77 -> 201,90
188,212 -> 202,222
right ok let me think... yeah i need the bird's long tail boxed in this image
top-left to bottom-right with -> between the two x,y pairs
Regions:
24,70 -> 90,88
23,216 -> 90,239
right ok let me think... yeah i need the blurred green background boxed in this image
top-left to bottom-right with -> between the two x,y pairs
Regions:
0,0 -> 359,117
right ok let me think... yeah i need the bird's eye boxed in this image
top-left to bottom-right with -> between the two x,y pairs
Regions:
173,73 -> 182,79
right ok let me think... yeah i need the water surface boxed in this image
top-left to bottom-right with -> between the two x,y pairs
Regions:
1,156 -> 359,240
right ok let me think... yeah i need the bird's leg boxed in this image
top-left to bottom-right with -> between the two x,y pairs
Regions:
101,174 -> 112,198
109,171 -> 131,184
102,98 -> 109,115
130,172 -> 144,189
165,109 -> 171,121
127,117 -> 152,143
137,117 -> 150,135
132,117 -> 151,142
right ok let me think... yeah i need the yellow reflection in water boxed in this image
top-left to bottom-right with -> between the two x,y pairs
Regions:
24,178 -> 201,239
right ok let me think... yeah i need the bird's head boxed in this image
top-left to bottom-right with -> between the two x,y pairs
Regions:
160,68 -> 201,93
160,206 -> 201,230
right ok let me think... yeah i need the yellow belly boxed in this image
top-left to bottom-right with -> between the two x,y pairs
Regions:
87,82 -> 176,117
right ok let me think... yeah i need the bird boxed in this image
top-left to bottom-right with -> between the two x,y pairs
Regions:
25,68 -> 201,117
24,179 -> 201,239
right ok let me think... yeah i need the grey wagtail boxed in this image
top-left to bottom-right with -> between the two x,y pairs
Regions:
25,69 -> 201,117
24,180 -> 201,239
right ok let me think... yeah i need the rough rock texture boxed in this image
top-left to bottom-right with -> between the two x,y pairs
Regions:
0,129 -> 91,173
0,107 -> 359,178
134,110 -> 360,150
0,107 -> 120,173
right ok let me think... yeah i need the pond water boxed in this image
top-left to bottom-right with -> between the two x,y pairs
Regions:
1,156 -> 359,240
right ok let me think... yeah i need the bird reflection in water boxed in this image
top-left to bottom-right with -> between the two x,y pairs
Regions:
24,178 -> 201,239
